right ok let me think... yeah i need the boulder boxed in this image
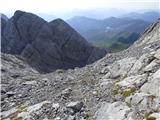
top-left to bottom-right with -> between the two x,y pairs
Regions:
116,74 -> 147,89
128,53 -> 154,75
143,59 -> 160,72
105,57 -> 137,79
96,102 -> 130,120
141,69 -> 160,97
154,49 -> 160,60
66,101 -> 84,113
148,113 -> 160,120
125,93 -> 160,112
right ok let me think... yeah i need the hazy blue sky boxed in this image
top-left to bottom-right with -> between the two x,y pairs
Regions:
0,0 -> 159,19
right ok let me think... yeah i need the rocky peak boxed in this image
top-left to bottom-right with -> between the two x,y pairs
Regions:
1,14 -> 8,32
13,10 -> 25,19
1,11 -> 106,73
1,13 -> 8,21
1,10 -> 46,54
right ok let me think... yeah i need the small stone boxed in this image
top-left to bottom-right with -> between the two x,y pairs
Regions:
154,49 -> 160,60
6,91 -> 15,98
56,69 -> 64,73
92,91 -> 97,95
18,94 -> 23,97
61,88 -> 72,98
149,113 -> 160,120
66,101 -> 84,113
54,117 -> 61,120
64,108 -> 75,115
67,115 -> 75,120
100,67 -> 108,74
143,60 -> 159,72
1,89 -> 6,94
22,81 -> 36,85
67,75 -> 74,80
42,78 -> 49,81
100,79 -> 112,87
52,103 -> 59,109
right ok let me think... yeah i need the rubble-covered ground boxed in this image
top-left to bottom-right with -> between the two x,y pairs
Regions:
1,20 -> 160,120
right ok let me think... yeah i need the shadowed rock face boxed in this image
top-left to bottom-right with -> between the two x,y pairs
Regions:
1,10 -> 106,73
1,14 -> 8,31
2,10 -> 47,54
1,14 -> 9,50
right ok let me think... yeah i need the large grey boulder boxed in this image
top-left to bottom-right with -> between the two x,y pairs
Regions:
104,57 -> 137,79
96,102 -> 130,120
141,69 -> 160,97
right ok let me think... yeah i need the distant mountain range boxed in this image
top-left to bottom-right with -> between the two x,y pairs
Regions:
36,13 -> 57,22
67,15 -> 152,52
2,11 -> 159,53
121,11 -> 160,22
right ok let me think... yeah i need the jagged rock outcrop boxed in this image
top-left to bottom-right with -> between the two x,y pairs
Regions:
2,11 -> 47,54
1,11 -> 106,73
133,18 -> 160,47
1,16 -> 160,119
1,14 -> 9,50
1,14 -> 8,31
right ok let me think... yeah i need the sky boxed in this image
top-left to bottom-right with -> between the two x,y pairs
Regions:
0,0 -> 159,19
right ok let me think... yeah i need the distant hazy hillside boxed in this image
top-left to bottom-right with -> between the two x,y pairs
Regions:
121,11 -> 160,22
67,16 -> 150,52
67,16 -> 102,31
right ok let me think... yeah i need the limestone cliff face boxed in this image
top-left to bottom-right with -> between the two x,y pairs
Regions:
133,18 -> 160,47
1,15 -> 160,120
1,11 -> 106,73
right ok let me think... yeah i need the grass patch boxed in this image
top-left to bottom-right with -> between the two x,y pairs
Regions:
146,116 -> 156,120
122,87 -> 136,97
126,101 -> 132,108
9,111 -> 19,120
144,111 -> 156,120
13,117 -> 23,120
17,104 -> 27,112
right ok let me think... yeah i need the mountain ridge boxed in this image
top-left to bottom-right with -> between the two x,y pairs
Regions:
1,10 -> 107,73
121,11 -> 160,22
67,16 -> 151,52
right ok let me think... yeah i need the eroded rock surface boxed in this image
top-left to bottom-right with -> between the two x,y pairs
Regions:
1,16 -> 160,120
